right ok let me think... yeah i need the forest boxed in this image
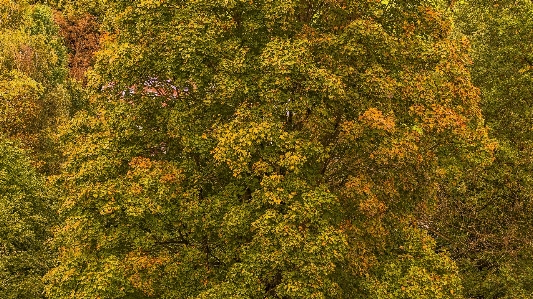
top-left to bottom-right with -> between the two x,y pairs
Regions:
1,0 -> 532,298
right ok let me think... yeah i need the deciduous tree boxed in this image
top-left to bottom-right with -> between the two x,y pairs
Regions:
428,1 -> 533,298
0,138 -> 53,298
45,1 -> 495,298
0,0 -> 70,172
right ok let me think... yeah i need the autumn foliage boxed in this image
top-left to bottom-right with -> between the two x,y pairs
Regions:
1,0 -> 533,298
53,12 -> 99,83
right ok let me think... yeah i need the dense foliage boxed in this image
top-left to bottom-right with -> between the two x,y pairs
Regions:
430,1 -> 533,298
0,0 -> 531,298
0,0 -> 70,173
0,138 -> 52,298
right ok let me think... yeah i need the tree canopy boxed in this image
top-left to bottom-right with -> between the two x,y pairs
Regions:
0,138 -> 52,298
0,0 -> 70,172
0,0 -> 532,298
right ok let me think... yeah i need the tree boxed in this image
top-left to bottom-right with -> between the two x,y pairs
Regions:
0,0 -> 70,173
427,1 -> 533,298
0,137 -> 53,298
46,0 -> 492,298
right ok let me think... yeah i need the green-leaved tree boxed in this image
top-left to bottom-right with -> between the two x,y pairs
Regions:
0,138 -> 53,298
46,0 -> 493,298
428,1 -> 533,298
0,0 -> 70,173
